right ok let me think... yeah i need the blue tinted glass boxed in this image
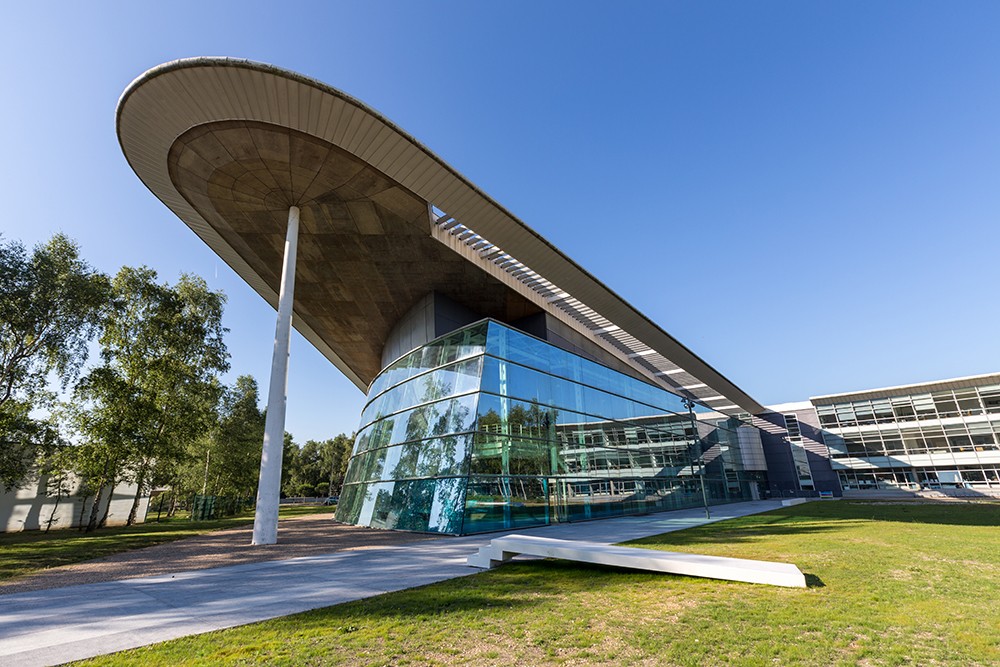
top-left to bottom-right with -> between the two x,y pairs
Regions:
343,320 -> 755,537
480,356 -> 501,395
549,376 -> 585,414
502,361 -> 551,405
579,358 -> 613,390
485,321 -> 509,359
463,475 -> 549,532
549,347 -> 583,385
476,392 -> 503,426
503,331 -> 550,371
366,321 -> 488,403
359,357 -> 484,431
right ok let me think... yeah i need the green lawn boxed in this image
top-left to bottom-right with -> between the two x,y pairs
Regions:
0,504 -> 332,583
72,501 -> 1000,666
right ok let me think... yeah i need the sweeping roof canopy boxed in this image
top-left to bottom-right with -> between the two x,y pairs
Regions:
117,57 -> 763,415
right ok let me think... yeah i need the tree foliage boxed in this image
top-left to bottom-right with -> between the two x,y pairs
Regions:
177,374 -> 265,500
282,434 -> 354,497
0,233 -> 109,406
0,234 -> 107,490
0,401 -> 61,491
71,267 -> 229,530
0,232 -> 360,529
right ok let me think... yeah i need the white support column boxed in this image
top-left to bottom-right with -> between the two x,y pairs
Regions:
252,206 -> 300,546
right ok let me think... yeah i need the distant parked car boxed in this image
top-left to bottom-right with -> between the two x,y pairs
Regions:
324,496 -> 339,505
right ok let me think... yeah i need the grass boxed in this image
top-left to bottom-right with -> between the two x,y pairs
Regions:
0,503 -> 332,583
71,500 -> 1000,667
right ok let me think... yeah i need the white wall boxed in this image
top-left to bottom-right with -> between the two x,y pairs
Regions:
0,473 -> 150,532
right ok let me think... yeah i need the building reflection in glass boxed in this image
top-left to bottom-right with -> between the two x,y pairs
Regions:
336,320 -> 756,534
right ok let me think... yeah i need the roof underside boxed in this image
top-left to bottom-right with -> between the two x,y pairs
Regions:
117,57 -> 764,414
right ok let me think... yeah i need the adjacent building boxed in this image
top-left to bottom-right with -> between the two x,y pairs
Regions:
0,475 -> 148,533
811,374 -> 1000,491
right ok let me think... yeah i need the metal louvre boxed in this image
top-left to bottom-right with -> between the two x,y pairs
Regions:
429,210 -> 741,409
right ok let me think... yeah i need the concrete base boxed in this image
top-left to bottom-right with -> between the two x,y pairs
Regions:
467,534 -> 807,588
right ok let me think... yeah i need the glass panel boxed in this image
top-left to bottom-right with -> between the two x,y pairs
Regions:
891,397 -> 916,419
359,478 -> 466,533
853,401 -> 875,425
912,394 -> 937,418
871,399 -> 894,422
979,387 -> 1000,414
367,322 -> 488,400
470,433 -> 552,476
372,436 -> 472,480
882,437 -> 905,455
956,394 -> 984,415
344,319 -> 755,536
822,432 -> 848,456
463,476 -> 549,532
333,482 -> 367,524
932,391 -> 960,418
359,356 -> 483,430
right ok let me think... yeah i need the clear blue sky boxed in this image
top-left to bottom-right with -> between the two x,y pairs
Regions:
2,2 -> 998,442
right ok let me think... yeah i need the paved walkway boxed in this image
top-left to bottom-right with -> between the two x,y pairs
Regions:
0,500 -> 787,666
0,512 -> 440,595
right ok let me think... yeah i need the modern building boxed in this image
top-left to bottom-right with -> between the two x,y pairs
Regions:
694,374 -> 1000,498
338,317 -> 765,534
811,374 -> 1000,491
116,58 -> 992,540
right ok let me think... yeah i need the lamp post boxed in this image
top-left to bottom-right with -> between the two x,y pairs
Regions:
682,398 -> 711,520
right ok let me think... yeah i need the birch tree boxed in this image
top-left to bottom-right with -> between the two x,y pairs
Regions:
72,267 -> 229,530
0,233 -> 107,490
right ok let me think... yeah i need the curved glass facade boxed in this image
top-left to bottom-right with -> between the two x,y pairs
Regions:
336,320 -> 755,534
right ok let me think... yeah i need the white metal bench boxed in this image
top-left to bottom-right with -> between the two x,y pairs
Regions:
467,535 -> 807,588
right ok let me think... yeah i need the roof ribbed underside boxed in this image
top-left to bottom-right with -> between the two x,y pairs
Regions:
117,57 -> 764,414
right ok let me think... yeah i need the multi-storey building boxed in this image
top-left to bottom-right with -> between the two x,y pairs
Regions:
812,374 -> 1000,490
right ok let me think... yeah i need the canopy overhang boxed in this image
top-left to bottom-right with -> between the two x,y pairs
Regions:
117,57 -> 764,415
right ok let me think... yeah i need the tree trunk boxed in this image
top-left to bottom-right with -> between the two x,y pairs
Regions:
125,462 -> 148,526
86,483 -> 106,532
77,494 -> 89,531
45,479 -> 63,533
86,452 -> 118,532
98,476 -> 116,528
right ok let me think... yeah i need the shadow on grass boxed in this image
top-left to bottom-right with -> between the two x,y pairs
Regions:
804,573 -> 825,588
626,517 -> 863,549
828,500 -> 1000,527
623,502 -> 1000,552
785,501 -> 1000,528
278,560 -> 640,630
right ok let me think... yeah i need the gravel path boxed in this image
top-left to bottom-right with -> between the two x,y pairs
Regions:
0,513 -> 445,595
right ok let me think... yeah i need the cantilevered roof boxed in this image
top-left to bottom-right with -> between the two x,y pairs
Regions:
117,57 -> 764,415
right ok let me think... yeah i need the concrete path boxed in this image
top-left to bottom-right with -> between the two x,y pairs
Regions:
0,500 -> 787,666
